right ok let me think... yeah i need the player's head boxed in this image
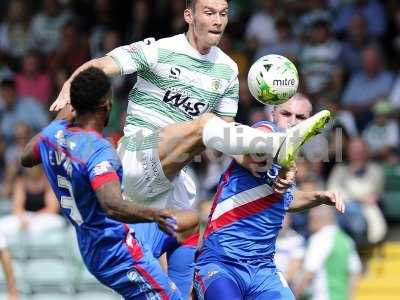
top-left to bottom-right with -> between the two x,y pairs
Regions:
184,0 -> 229,53
347,137 -> 369,165
272,93 -> 313,130
70,67 -> 112,126
309,205 -> 336,233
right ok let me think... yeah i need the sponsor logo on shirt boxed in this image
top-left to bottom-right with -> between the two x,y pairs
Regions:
163,89 -> 209,118
169,67 -> 181,80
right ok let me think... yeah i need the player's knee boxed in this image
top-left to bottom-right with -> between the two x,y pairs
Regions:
195,113 -> 218,137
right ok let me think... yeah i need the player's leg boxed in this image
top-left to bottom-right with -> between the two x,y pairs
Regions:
131,211 -> 199,299
193,263 -> 243,300
119,110 -> 331,204
158,110 -> 331,180
101,228 -> 184,300
166,230 -> 199,298
158,113 -> 284,180
251,265 -> 295,300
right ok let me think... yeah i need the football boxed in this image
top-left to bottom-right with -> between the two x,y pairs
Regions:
247,54 -> 299,105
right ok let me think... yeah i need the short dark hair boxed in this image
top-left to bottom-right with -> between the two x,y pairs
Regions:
186,0 -> 230,9
70,67 -> 111,115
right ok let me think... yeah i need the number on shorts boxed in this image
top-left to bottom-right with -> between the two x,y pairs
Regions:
58,175 -> 83,225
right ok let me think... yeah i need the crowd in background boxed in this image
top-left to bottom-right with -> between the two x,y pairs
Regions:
0,0 -> 400,298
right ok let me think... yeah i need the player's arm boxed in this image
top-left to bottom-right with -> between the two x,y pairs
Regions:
95,180 -> 198,238
20,133 -> 42,168
50,56 -> 119,111
51,39 -> 158,111
95,180 -> 175,232
0,249 -> 19,299
288,190 -> 345,213
21,105 -> 76,168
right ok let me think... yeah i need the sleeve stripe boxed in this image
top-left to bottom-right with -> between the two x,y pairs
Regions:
91,172 -> 119,190
108,55 -> 124,75
256,124 -> 275,132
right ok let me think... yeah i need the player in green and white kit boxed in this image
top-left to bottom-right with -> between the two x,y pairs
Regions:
295,206 -> 361,300
50,0 -> 331,297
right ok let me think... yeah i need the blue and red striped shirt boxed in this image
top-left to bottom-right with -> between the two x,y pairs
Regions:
34,119 -> 126,275
198,121 -> 296,261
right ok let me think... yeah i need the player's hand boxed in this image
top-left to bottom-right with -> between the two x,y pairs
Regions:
7,292 -> 20,300
55,104 -> 76,121
154,209 -> 178,237
273,165 -> 297,194
50,81 -> 71,111
317,191 -> 345,214
234,154 -> 272,178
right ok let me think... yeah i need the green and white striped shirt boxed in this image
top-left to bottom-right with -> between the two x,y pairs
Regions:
108,34 -> 239,144
304,225 -> 362,300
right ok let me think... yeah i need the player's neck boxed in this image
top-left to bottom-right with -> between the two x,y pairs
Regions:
186,31 -> 211,55
75,114 -> 105,135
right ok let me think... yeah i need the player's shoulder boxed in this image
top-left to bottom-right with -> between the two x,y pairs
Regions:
41,119 -> 69,138
62,128 -> 116,158
252,120 -> 280,132
150,34 -> 186,52
213,46 -> 239,74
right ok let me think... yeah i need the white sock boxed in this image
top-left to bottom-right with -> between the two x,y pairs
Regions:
202,117 -> 285,156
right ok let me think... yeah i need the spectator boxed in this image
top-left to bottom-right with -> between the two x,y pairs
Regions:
235,76 -> 263,125
15,51 -> 52,104
0,165 -> 65,239
0,0 -> 31,59
362,100 -> 399,160
245,0 -> 277,54
48,22 -> 90,72
0,78 -> 49,143
294,205 -> 362,300
332,0 -> 387,38
89,0 -> 115,59
49,66 -> 70,104
92,29 -> 121,58
388,61 -> 400,110
295,0 -> 333,39
194,148 -> 231,201
290,175 -> 323,239
4,122 -> 32,184
29,0 -> 71,55
0,232 -> 19,300
342,46 -> 394,131
300,19 -> 343,97
341,14 -> 377,75
275,215 -> 305,287
0,136 -> 7,197
255,17 -> 301,63
219,32 -> 249,77
125,0 -> 160,42
160,0 -> 186,36
327,137 -> 387,246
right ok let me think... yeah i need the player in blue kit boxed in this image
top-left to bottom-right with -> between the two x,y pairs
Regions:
20,67 -> 199,300
193,94 -> 345,300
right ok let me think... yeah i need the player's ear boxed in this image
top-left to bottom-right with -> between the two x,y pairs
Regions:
184,8 -> 193,25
